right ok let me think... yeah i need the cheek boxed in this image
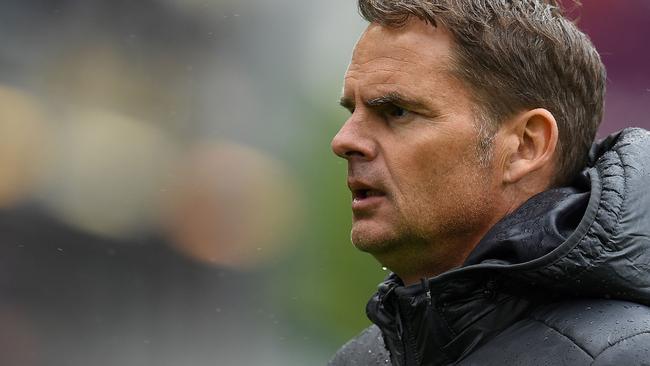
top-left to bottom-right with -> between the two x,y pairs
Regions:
386,146 -> 451,212
395,141 -> 462,189
393,144 -> 491,217
382,126 -> 486,207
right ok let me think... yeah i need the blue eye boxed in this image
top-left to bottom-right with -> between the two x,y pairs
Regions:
388,106 -> 409,118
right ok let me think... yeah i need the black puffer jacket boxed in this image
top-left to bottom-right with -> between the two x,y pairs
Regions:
329,128 -> 650,366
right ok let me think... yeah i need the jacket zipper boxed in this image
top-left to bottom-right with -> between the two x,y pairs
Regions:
404,319 -> 419,366
383,280 -> 428,366
396,279 -> 433,366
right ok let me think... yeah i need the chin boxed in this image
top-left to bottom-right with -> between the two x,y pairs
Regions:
350,221 -> 398,254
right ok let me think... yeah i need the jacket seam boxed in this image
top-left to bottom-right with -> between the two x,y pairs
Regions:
518,166 -> 604,274
529,318 -> 595,360
534,147 -> 626,286
571,149 -> 627,284
594,148 -> 627,252
591,331 -> 650,362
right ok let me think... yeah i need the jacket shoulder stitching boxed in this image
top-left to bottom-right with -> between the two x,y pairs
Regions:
529,318 -> 595,360
591,330 -> 650,363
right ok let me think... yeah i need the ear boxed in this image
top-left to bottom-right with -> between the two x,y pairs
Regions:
502,108 -> 558,184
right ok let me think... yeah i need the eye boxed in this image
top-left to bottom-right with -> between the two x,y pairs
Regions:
385,105 -> 410,119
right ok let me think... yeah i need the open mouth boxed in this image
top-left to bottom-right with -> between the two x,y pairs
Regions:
347,178 -> 387,210
352,189 -> 385,201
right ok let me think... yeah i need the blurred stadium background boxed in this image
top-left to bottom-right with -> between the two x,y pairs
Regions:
0,0 -> 647,365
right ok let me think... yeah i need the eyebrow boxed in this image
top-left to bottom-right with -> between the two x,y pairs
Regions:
339,96 -> 355,112
339,91 -> 428,112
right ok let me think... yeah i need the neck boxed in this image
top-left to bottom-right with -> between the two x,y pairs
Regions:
374,234 -> 483,286
378,208 -> 517,286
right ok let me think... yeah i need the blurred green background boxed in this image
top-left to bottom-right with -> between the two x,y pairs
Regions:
0,1 -> 384,364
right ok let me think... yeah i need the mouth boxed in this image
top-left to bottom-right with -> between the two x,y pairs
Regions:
352,188 -> 385,202
348,179 -> 387,212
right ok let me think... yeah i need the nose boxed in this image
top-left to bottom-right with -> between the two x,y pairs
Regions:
331,114 -> 376,161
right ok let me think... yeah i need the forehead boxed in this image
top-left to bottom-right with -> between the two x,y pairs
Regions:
344,19 -> 457,99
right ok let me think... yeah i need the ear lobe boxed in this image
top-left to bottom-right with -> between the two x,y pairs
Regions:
503,108 -> 558,184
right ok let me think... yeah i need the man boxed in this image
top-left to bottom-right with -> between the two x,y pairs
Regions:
329,1 -> 650,365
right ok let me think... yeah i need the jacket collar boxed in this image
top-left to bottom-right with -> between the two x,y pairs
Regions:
367,184 -> 588,365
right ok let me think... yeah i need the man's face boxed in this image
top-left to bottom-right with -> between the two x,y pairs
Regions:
332,19 -> 504,268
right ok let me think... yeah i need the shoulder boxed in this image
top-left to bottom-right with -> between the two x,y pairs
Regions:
460,298 -> 650,365
328,325 -> 391,366
531,298 -> 650,364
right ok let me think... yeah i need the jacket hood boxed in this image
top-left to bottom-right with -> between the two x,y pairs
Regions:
477,127 -> 650,301
366,128 -> 650,365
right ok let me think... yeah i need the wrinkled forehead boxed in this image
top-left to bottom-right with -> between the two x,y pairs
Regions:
353,20 -> 452,61
343,20 -> 458,99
